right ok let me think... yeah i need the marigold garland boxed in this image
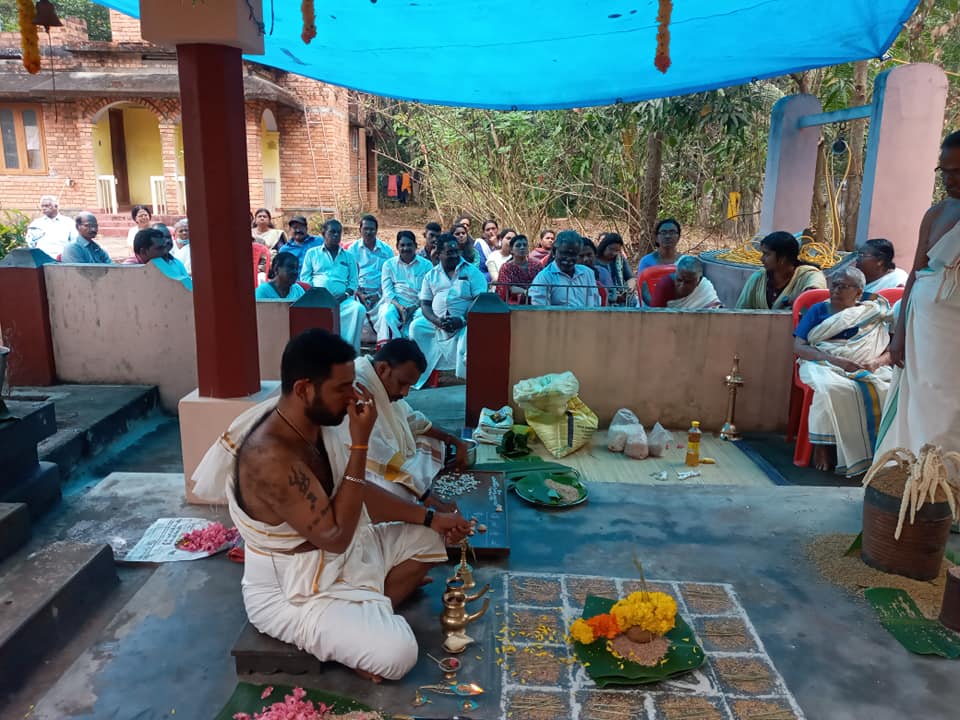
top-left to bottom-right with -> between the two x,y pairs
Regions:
654,0 -> 672,74
301,0 -> 317,44
18,0 -> 41,75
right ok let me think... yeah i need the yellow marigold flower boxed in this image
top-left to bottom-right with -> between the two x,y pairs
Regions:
610,591 -> 677,636
569,618 -> 595,645
18,0 -> 41,74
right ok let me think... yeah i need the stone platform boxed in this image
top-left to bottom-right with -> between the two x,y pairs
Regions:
13,482 -> 960,720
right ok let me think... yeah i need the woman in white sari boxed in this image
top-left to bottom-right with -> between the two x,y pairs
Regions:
794,267 -> 893,476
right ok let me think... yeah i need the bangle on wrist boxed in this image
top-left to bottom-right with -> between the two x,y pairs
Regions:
343,474 -> 366,486
349,444 -> 368,451
423,507 -> 435,528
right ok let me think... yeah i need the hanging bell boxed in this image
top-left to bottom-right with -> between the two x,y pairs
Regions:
33,0 -> 64,30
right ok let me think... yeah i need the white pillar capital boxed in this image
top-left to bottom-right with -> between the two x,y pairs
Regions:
139,0 -> 265,54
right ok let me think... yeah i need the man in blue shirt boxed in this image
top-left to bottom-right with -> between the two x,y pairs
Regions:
529,231 -> 601,308
300,219 -> 366,351
280,215 -> 323,263
61,212 -> 112,264
347,214 -> 394,311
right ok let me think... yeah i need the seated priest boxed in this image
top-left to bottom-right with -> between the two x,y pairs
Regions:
793,267 -> 893,477
376,230 -> 433,347
648,255 -> 722,309
338,338 -> 470,505
528,230 -> 601,308
193,329 -> 473,682
408,234 -> 487,389
300,219 -> 367,352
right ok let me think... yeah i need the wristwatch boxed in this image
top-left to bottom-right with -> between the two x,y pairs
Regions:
423,507 -> 435,528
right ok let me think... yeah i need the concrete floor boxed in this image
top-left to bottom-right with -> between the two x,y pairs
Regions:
5,385 -> 960,720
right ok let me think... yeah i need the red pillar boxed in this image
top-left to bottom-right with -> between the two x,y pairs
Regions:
289,288 -> 340,338
177,43 -> 260,398
0,250 -> 56,386
465,293 -> 511,428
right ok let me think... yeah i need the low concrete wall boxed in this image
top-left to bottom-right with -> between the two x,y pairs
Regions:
43,264 -> 292,410
508,307 -> 795,432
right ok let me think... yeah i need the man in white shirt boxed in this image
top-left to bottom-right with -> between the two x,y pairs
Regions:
347,214 -> 394,311
173,218 -> 191,274
408,234 -> 487,389
300,219 -> 366,351
376,231 -> 433,347
26,195 -> 74,259
529,231 -> 601,308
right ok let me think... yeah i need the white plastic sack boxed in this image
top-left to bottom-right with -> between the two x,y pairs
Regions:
647,422 -> 672,458
624,425 -> 649,459
513,372 -> 580,417
607,408 -> 640,452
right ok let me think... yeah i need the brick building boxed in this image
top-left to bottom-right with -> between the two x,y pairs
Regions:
0,10 -> 377,235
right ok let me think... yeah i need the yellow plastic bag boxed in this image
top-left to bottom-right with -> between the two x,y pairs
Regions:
524,396 -> 599,458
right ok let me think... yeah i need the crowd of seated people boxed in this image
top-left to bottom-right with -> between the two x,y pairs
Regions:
25,192 -> 913,481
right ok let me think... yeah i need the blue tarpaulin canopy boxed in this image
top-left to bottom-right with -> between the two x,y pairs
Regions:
98,1 -> 919,109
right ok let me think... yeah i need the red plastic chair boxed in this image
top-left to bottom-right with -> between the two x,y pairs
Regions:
252,243 -> 271,288
637,264 -> 676,305
786,289 -> 831,467
878,287 -> 904,304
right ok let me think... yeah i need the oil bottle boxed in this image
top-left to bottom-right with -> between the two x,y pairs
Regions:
685,421 -> 702,467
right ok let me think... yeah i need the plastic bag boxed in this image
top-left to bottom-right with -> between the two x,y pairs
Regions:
607,408 -> 640,452
513,372 -> 580,416
524,396 -> 598,458
624,425 -> 649,459
647,422 -> 672,458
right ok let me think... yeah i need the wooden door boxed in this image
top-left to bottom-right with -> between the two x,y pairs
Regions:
108,109 -> 130,210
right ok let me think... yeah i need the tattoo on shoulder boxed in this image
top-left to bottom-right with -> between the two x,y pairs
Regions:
288,466 -> 312,498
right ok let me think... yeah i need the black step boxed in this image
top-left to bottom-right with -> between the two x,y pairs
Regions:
231,622 -> 325,675
0,542 -> 118,694
0,503 -> 30,562
0,461 -> 61,518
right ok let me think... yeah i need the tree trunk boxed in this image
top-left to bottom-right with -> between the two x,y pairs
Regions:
639,130 -> 664,254
842,61 -> 869,251
811,139 -> 829,244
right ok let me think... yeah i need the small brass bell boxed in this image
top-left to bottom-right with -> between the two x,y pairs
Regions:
33,0 -> 64,30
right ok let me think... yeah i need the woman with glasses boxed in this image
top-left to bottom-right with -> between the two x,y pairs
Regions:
855,238 -> 908,294
736,231 -> 827,309
793,267 -> 893,475
638,218 -> 682,274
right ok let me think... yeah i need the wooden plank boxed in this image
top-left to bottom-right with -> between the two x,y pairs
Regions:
437,470 -> 510,558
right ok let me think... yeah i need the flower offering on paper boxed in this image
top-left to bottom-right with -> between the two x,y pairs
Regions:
176,521 -> 239,553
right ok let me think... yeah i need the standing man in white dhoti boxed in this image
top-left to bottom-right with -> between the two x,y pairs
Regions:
300,219 -> 367,352
376,231 -> 432,347
877,131 -> 960,458
408,234 -> 487,389
193,329 -> 473,682
340,338 -> 471,503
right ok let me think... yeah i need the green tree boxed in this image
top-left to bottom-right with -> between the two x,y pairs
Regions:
0,0 -> 111,41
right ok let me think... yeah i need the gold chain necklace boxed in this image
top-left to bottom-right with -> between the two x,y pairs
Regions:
274,407 -> 324,460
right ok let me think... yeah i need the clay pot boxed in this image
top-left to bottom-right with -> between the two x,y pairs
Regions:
625,627 -> 654,644
861,485 -> 953,581
939,567 -> 960,632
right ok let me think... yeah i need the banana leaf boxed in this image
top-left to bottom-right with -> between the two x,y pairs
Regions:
215,682 -> 373,720
864,587 -> 960,658
470,459 -> 573,477
572,596 -> 706,688
844,532 -> 863,557
513,470 -> 587,507
497,429 -> 533,459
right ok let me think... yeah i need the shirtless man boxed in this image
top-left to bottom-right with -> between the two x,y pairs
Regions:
875,130 -> 960,457
231,329 -> 474,682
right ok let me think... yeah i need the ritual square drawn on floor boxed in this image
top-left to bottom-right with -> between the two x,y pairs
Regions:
499,572 -> 806,720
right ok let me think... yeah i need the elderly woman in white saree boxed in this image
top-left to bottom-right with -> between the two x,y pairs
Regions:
793,267 -> 893,476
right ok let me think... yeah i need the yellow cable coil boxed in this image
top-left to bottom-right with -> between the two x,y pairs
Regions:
717,236 -> 842,268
